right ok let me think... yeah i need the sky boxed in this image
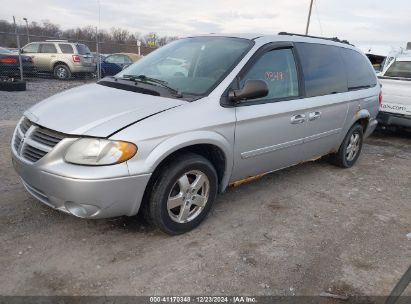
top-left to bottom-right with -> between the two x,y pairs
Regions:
1,0 -> 410,48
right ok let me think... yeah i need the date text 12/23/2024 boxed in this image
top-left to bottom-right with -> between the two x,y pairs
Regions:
149,296 -> 257,303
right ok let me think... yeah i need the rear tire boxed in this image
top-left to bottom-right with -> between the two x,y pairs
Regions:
53,64 -> 71,80
329,123 -> 363,168
145,153 -> 218,235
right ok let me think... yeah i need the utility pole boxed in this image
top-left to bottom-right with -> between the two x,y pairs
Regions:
23,18 -> 29,43
96,26 -> 101,80
137,40 -> 141,56
305,0 -> 314,35
96,0 -> 101,79
13,16 -> 23,81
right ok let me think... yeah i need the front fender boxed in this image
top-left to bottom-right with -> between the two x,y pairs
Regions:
145,131 -> 233,191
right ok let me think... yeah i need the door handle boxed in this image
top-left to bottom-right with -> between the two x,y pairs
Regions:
308,111 -> 321,121
290,114 -> 306,124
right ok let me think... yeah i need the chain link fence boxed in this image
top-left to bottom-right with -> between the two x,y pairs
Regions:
0,27 -> 157,88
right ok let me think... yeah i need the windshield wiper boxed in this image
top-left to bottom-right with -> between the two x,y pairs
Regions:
121,74 -> 183,97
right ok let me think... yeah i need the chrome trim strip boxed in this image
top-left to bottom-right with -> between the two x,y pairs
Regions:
241,138 -> 303,159
241,128 -> 342,159
303,128 -> 341,143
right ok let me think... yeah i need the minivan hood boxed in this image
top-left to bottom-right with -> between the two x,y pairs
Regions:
25,83 -> 186,137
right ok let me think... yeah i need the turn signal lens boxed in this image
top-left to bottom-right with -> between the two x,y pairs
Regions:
65,138 -> 137,166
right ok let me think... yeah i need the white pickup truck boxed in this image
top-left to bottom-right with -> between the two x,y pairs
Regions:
377,53 -> 411,129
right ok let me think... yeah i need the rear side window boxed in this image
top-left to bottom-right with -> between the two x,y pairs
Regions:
76,44 -> 91,55
240,48 -> 299,100
340,48 -> 377,89
59,44 -> 74,54
40,44 -> 57,53
296,43 -> 347,97
385,61 -> 411,78
22,43 -> 39,53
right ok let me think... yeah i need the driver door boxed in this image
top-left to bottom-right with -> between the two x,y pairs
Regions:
231,43 -> 307,181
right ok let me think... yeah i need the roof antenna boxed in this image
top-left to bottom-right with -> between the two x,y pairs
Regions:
305,0 -> 314,35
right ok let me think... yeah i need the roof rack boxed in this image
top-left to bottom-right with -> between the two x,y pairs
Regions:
278,32 -> 352,46
45,39 -> 69,42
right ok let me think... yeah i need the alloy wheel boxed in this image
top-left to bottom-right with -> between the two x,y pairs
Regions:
167,170 -> 210,223
346,133 -> 361,161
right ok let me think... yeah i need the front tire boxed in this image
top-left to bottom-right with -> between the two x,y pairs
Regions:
146,153 -> 218,235
53,64 -> 71,80
329,123 -> 363,168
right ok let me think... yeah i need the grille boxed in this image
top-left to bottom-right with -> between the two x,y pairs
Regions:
13,117 -> 66,163
31,127 -> 65,147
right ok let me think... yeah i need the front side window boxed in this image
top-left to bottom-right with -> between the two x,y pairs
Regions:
124,55 -> 133,64
239,48 -> 299,100
22,43 -> 39,53
296,43 -> 347,97
105,54 -> 125,64
340,48 -> 377,89
117,37 -> 253,96
384,61 -> 411,78
40,44 -> 57,53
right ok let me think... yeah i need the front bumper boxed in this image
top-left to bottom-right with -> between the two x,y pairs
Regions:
377,111 -> 411,128
11,153 -> 151,219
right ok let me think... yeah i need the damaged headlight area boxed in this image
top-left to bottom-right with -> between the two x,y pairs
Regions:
64,138 -> 137,166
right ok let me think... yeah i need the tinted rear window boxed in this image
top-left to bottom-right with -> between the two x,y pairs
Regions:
385,61 -> 411,78
340,48 -> 377,89
76,44 -> 91,55
59,44 -> 74,54
296,43 -> 347,97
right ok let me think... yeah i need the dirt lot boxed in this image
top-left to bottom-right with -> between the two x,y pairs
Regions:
0,79 -> 410,297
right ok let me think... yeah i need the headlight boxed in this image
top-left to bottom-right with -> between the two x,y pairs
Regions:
64,138 -> 137,166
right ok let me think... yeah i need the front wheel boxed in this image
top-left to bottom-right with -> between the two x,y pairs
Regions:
329,123 -> 363,168
146,153 -> 218,235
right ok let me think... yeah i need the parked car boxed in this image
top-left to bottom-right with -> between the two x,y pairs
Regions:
156,57 -> 189,77
100,53 -> 142,77
11,33 -> 380,235
20,40 -> 96,79
377,51 -> 411,129
0,46 -> 36,77
92,52 -> 107,64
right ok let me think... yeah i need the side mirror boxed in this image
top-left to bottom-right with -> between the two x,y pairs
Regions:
20,48 -> 24,54
228,80 -> 268,102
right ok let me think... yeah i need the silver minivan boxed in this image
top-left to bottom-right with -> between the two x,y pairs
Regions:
11,33 -> 380,234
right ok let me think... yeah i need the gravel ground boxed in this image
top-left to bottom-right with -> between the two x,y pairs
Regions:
0,79 -> 410,297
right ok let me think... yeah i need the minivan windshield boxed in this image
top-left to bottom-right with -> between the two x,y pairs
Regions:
116,37 -> 253,96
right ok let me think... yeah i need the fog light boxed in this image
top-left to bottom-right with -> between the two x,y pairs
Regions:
64,201 -> 100,218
